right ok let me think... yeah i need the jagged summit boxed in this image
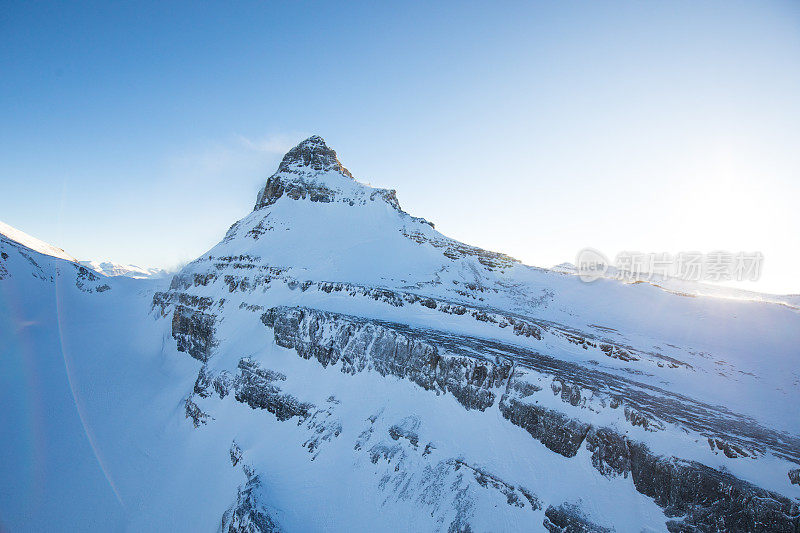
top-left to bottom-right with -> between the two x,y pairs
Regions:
253,135 -> 400,211
276,135 -> 353,178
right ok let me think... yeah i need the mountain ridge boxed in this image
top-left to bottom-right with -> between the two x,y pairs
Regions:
0,219 -> 78,262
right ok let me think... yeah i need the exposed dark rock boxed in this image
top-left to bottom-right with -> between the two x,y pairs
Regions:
234,358 -> 312,421
584,427 -> 632,478
599,343 -> 637,362
185,398 -> 210,427
252,136 -> 352,209
626,441 -> 800,532
790,468 -> 800,485
451,459 -> 541,511
184,359 -> 312,430
220,472 -> 281,533
153,287 -> 215,314
254,174 -> 339,209
302,407 -> 342,459
213,371 -> 234,399
74,264 -> 109,292
76,265 -> 98,281
543,503 -> 614,532
230,441 -> 243,467
254,136 -> 406,211
420,298 -> 437,309
566,421 -> 800,531
262,306 -> 510,411
250,145 -> 414,212
370,188 -> 402,211
558,380 -> 583,407
389,416 -> 421,447
276,135 -> 352,178
518,486 -> 543,512
512,320 -> 542,339
507,379 -> 542,398
171,304 -> 216,362
624,406 -> 662,432
368,441 -> 405,466
498,396 -> 591,457
707,437 -> 751,458
194,365 -> 213,398
557,422 -> 800,532
160,259 -> 800,533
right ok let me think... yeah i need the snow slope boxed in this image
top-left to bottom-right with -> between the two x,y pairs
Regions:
0,220 -> 77,262
1,136 -> 798,532
0,233 -> 246,531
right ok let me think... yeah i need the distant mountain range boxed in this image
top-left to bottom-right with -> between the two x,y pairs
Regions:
0,220 -> 167,279
78,260 -> 168,279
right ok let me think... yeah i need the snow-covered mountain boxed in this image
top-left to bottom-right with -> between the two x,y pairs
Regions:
552,261 -> 800,310
1,136 -> 798,532
79,259 -> 168,279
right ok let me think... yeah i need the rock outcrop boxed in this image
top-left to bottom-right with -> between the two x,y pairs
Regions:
221,464 -> 281,533
171,304 -> 216,362
543,503 -> 613,533
263,306 -> 511,411
233,358 -> 312,421
252,136 -> 406,213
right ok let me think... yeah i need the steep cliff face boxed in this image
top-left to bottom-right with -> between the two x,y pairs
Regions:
263,306 -> 511,411
145,137 -> 800,532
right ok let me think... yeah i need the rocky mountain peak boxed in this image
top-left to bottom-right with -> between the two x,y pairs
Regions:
253,136 -> 389,211
276,135 -> 353,179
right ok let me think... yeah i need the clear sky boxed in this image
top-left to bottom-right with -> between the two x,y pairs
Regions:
1,1 -> 799,294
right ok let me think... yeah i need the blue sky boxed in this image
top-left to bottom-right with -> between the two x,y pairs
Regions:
1,1 -> 799,293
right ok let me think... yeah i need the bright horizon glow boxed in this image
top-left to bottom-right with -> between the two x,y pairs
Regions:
1,1 -> 798,294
